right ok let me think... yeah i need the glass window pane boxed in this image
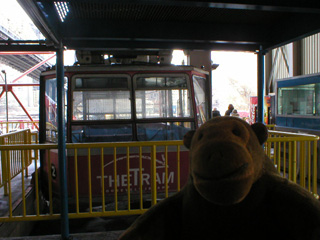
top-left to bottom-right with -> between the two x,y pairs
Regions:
72,124 -> 133,142
45,77 -> 68,142
137,122 -> 193,141
135,75 -> 192,119
135,89 -> 191,119
278,83 -> 315,116
136,76 -> 187,88
73,91 -> 131,120
193,76 -> 208,126
74,77 -> 128,89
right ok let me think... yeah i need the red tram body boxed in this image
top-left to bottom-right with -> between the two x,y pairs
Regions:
39,56 -> 211,206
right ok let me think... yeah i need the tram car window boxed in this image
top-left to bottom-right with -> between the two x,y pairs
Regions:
193,75 -> 208,127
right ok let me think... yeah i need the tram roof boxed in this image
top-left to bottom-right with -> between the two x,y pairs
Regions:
16,0 -> 320,52
40,64 -> 210,76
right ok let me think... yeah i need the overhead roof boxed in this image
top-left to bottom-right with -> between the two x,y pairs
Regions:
0,26 -> 52,80
15,0 -> 320,53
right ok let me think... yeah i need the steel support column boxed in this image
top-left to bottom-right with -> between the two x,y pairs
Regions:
257,47 -> 265,123
56,46 -> 70,239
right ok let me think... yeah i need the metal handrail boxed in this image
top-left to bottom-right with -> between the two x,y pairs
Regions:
0,130 -> 318,223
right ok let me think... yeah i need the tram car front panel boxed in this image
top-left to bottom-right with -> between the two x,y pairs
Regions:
39,65 -> 211,206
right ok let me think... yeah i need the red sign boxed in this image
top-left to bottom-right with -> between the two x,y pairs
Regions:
45,150 -> 190,198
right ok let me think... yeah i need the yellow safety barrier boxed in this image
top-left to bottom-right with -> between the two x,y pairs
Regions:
0,121 -> 39,134
266,124 -> 276,130
0,141 -> 185,222
0,130 -> 318,223
265,130 -> 319,198
0,129 -> 35,196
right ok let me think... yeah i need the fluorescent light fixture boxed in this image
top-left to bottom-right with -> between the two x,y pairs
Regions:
54,2 -> 69,22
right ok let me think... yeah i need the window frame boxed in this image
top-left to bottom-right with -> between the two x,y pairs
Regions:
133,73 -> 194,120
71,74 -> 132,121
277,83 -> 318,117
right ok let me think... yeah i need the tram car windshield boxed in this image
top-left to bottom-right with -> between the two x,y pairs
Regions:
40,53 -> 211,144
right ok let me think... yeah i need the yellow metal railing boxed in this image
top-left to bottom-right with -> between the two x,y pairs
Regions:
0,140 -> 185,222
266,124 -> 276,130
0,121 -> 39,134
0,129 -> 35,196
265,130 -> 319,197
0,130 -> 318,222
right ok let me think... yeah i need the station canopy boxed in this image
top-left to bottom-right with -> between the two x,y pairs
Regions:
14,0 -> 320,53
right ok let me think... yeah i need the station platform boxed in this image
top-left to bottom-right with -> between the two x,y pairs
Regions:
0,161 -> 135,239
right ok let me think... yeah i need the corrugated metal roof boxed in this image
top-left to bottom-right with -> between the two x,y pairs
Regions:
14,0 -> 320,52
0,26 -> 52,81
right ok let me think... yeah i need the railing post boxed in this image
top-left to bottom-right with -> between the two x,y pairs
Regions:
0,137 -> 8,196
293,141 -> 297,183
313,140 -> 318,196
24,130 -> 29,177
56,45 -> 70,239
151,145 -> 157,206
300,141 -> 306,187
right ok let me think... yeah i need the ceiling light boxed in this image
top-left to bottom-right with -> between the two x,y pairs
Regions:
54,2 -> 69,22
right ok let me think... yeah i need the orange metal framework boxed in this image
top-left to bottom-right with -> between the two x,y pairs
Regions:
0,83 -> 39,131
0,53 -> 56,131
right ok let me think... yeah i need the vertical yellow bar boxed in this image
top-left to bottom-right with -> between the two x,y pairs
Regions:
151,145 -> 157,206
165,145 -> 168,198
312,140 -> 318,195
47,150 -> 53,215
74,149 -> 79,214
267,142 -> 271,158
7,151 -> 12,217
34,156 -> 40,216
114,147 -> 118,212
24,131 -> 29,177
127,146 -> 131,211
1,138 -> 8,196
177,145 -> 181,191
8,147 -> 12,190
139,146 -> 143,210
293,141 -> 297,183
101,147 -> 105,212
28,130 -> 32,169
300,141 -> 305,187
277,142 -> 281,173
88,148 -> 92,213
272,141 -> 275,165
288,142 -> 292,181
21,146 -> 26,217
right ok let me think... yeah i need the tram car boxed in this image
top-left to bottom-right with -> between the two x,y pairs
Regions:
39,50 -> 211,207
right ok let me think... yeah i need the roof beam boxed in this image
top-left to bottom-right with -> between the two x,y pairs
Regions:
39,0 -> 320,13
0,45 -> 56,52
61,20 -> 268,46
63,38 -> 260,52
